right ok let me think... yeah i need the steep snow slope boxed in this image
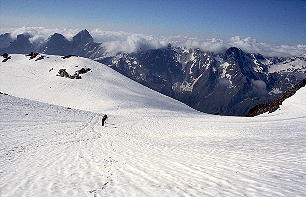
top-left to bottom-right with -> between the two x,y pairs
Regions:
0,55 -> 306,197
259,86 -> 306,119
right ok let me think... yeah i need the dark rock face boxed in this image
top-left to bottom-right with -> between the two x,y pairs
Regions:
0,30 -> 102,58
1,34 -> 34,54
57,69 -> 82,79
71,29 -> 97,57
2,53 -> 9,58
191,47 -> 284,115
72,29 -> 93,46
103,47 -> 183,97
1,53 -> 12,62
0,33 -> 13,49
247,78 -> 306,116
77,68 -> 91,74
40,33 -> 72,56
99,47 -> 305,116
57,69 -> 71,78
2,56 -> 11,62
26,52 -> 39,60
56,67 -> 91,80
38,30 -> 102,58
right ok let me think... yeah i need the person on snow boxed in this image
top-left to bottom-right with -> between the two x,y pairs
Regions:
102,114 -> 108,126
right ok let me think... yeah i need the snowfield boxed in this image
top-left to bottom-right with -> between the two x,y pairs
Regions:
0,55 -> 305,197
268,57 -> 306,74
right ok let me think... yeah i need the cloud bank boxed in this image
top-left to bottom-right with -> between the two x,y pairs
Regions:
1,26 -> 305,57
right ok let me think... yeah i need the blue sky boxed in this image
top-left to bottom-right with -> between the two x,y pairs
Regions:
0,0 -> 305,45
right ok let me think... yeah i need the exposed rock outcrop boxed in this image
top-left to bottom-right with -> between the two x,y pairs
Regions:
246,78 -> 306,116
56,67 -> 91,80
2,53 -> 11,62
26,52 -> 39,60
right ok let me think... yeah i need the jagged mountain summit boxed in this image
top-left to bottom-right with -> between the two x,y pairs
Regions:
100,46 -> 305,115
37,30 -> 103,58
0,33 -> 13,48
72,29 -> 94,46
0,30 -> 305,115
3,33 -> 33,54
0,30 -> 103,58
40,33 -> 72,55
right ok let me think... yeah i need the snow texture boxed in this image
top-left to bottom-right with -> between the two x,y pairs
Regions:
268,57 -> 306,73
0,55 -> 305,197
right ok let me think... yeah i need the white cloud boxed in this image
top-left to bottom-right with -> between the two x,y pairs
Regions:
1,26 -> 305,57
91,29 -> 165,55
227,36 -> 306,57
0,26 -> 80,42
179,37 -> 226,52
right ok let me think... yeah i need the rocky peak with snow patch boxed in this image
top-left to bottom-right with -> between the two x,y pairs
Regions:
99,47 -> 305,115
72,29 -> 94,46
2,33 -> 34,54
247,78 -> 306,116
40,33 -> 72,55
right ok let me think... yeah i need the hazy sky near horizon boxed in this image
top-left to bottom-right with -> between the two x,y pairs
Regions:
0,0 -> 305,45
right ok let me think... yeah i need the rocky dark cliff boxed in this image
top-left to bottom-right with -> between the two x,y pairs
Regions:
246,78 -> 306,116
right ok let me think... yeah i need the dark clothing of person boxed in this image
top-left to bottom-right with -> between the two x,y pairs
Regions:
102,115 -> 108,126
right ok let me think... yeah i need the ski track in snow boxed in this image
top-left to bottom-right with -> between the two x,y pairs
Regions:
0,94 -> 305,197
0,54 -> 306,197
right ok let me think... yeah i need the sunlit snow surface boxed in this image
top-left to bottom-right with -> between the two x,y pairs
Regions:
0,55 -> 305,197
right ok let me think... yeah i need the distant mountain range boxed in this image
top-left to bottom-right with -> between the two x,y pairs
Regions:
0,30 -> 105,58
1,30 -> 305,116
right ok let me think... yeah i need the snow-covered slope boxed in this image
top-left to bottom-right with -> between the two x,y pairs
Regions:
260,86 -> 306,118
0,54 -> 194,114
268,56 -> 306,73
0,55 -> 306,197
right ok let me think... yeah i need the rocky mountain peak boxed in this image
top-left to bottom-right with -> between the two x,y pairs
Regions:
5,33 -> 33,54
73,29 -> 93,45
42,33 -> 71,55
224,47 -> 245,59
0,33 -> 13,49
48,33 -> 68,42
